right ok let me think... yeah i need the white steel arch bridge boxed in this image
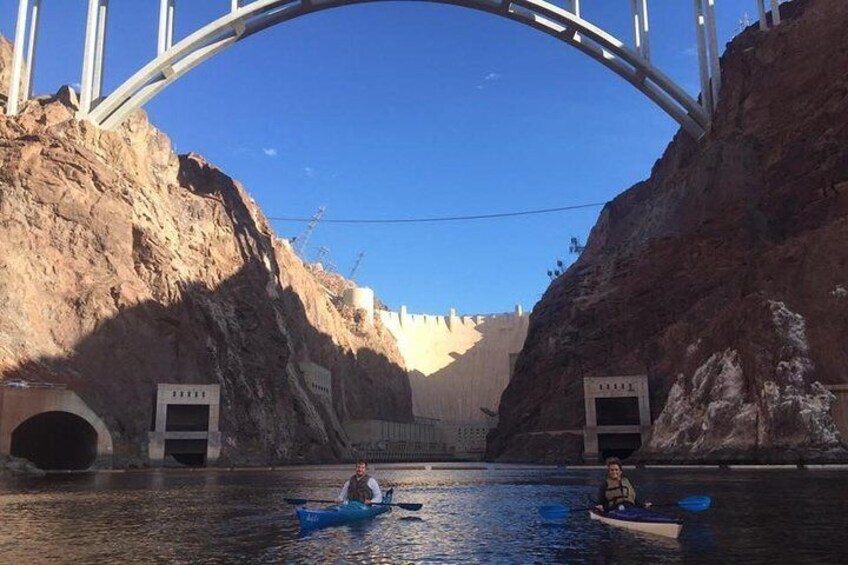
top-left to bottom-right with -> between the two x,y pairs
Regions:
4,0 -> 786,139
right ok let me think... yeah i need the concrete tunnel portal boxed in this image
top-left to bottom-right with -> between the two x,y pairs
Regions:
11,411 -> 99,470
0,386 -> 114,470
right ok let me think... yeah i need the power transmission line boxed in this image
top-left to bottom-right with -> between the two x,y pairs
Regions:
268,201 -> 608,225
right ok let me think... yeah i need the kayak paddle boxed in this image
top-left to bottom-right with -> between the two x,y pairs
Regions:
283,497 -> 423,511
538,495 -> 711,520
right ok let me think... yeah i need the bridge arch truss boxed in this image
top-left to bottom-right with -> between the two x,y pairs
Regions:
4,0 -> 785,139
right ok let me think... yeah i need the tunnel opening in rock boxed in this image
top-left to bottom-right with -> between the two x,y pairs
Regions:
164,438 -> 208,467
598,433 -> 642,461
595,397 -> 640,426
10,411 -> 98,470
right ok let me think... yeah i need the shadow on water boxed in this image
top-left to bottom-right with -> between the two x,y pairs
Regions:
398,516 -> 424,522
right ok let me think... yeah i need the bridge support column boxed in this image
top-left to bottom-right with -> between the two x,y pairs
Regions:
629,0 -> 651,60
566,0 -> 580,18
6,0 -> 42,116
629,0 -> 642,58
639,0 -> 651,61
693,0 -> 713,115
92,0 -> 108,101
756,0 -> 768,30
769,0 -> 781,26
79,0 -> 109,117
23,0 -> 42,102
693,0 -> 722,116
158,0 -> 176,56
231,0 -> 242,12
704,0 -> 721,111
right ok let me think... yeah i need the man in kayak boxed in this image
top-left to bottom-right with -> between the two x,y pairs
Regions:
594,457 -> 652,512
337,460 -> 383,505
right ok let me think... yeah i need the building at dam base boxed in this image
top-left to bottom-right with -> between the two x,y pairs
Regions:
345,417 -> 496,462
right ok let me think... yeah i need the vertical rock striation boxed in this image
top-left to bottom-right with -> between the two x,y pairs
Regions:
488,0 -> 848,463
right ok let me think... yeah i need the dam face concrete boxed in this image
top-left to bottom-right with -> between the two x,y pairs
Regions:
0,384 -> 113,469
378,306 -> 529,423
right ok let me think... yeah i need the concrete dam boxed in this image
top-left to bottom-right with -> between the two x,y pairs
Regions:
339,288 -> 530,460
378,306 -> 529,423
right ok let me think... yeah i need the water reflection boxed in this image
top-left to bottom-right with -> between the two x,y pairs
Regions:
0,467 -> 846,563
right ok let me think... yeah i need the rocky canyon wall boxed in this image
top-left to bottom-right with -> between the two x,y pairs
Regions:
0,71 -> 412,465
488,0 -> 848,464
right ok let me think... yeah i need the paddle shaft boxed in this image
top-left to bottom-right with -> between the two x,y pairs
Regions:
283,497 -> 421,510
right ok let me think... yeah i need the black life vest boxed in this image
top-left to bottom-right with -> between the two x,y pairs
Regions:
347,474 -> 374,502
604,477 -> 636,508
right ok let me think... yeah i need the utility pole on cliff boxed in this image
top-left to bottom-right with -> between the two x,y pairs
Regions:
569,236 -> 586,255
294,206 -> 325,257
547,258 -> 565,281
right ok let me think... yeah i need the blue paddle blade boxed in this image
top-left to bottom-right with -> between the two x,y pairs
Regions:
677,495 -> 712,512
539,504 -> 571,520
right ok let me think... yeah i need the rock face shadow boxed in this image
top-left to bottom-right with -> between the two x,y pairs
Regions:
0,101 -> 412,467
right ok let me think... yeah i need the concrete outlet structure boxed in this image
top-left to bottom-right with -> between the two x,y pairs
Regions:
827,384 -> 848,442
0,383 -> 113,470
583,375 -> 652,462
149,384 -> 221,467
299,361 -> 332,405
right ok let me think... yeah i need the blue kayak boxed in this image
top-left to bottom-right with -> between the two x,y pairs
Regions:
296,488 -> 393,529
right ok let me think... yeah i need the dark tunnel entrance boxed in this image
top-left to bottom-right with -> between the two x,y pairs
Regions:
595,397 -> 640,426
11,411 -> 99,470
164,439 -> 207,467
165,404 -> 210,432
598,433 -> 642,461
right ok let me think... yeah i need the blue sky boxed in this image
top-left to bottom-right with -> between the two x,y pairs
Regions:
1,1 -> 757,315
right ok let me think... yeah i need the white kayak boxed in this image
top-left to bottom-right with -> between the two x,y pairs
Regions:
589,506 -> 683,539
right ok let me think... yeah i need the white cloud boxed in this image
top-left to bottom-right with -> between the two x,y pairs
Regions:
484,72 -> 502,81
262,147 -> 278,157
304,166 -> 314,177
681,46 -> 698,58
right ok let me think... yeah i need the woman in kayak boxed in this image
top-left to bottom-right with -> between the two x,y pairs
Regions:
594,457 -> 652,512
337,460 -> 383,505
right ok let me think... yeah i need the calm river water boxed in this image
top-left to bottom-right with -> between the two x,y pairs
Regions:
1,464 -> 847,564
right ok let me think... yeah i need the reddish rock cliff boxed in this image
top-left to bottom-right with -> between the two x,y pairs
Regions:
488,0 -> 848,463
0,79 -> 411,465
0,36 -> 17,103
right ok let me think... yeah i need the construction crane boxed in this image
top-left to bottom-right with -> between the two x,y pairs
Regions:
349,251 -> 365,280
315,246 -> 330,264
293,206 -> 325,257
